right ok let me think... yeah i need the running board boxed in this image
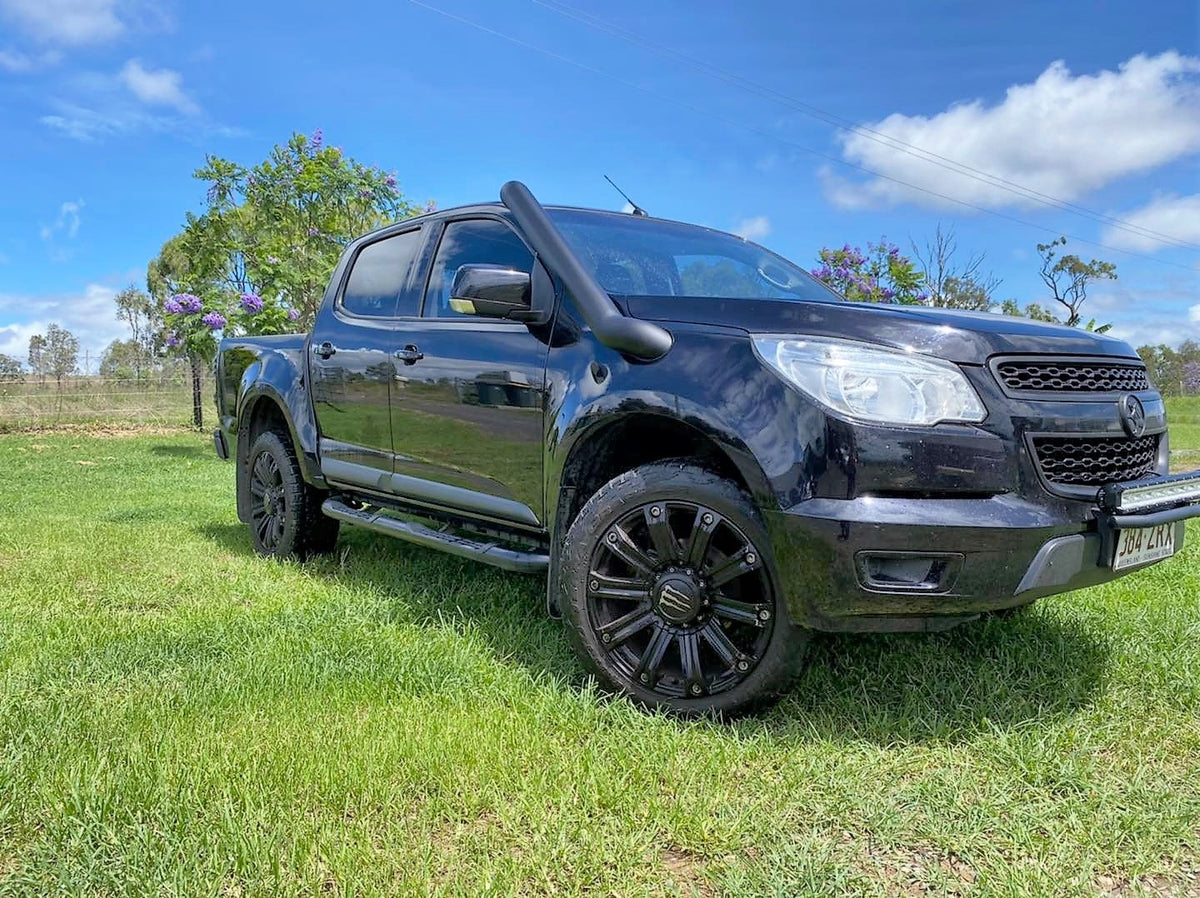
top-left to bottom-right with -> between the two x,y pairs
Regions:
321,499 -> 548,574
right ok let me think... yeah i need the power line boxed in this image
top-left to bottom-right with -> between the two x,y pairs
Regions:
531,0 -> 1200,254
406,0 -> 1199,272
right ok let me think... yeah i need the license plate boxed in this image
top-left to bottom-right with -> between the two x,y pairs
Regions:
1113,524 -> 1175,571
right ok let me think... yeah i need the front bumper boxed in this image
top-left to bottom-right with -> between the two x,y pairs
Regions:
767,471 -> 1200,633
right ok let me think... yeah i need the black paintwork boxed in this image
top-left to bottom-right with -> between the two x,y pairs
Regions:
215,183 -> 1200,632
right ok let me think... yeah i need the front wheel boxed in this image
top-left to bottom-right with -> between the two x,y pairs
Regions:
559,461 -> 809,717
246,430 -> 339,559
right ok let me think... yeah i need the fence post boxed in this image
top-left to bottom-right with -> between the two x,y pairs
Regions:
189,353 -> 204,430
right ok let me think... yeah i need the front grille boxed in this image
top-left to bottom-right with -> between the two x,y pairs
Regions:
996,359 -> 1150,394
1033,435 -> 1159,486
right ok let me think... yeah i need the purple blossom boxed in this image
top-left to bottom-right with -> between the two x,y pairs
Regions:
424,200 -> 437,213
384,173 -> 397,189
357,188 -> 373,199
1184,361 -> 1200,392
172,293 -> 203,314
239,292 -> 264,313
165,332 -> 180,348
163,297 -> 183,314
267,256 -> 280,265
246,174 -> 257,187
202,311 -> 227,330
834,266 -> 850,280
287,308 -> 300,321
880,287 -> 896,301
310,128 -> 323,150
307,226 -> 320,237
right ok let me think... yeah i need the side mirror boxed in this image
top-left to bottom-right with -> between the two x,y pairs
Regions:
449,264 -> 538,321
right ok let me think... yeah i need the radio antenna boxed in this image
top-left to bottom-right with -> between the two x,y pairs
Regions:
604,175 -> 648,217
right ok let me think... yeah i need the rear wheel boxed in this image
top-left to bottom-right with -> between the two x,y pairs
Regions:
559,461 -> 809,717
246,430 -> 339,559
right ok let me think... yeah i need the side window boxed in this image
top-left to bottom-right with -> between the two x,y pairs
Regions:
341,228 -> 422,318
424,219 -> 534,318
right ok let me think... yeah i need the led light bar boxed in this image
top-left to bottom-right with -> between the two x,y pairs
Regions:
1099,470 -> 1200,514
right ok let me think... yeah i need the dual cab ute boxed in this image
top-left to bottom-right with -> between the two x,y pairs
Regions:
214,181 -> 1200,716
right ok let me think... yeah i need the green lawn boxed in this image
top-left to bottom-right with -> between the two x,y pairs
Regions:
1,431 -> 1198,896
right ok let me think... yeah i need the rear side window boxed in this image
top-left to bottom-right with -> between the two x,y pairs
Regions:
341,228 -> 422,317
424,219 -> 534,318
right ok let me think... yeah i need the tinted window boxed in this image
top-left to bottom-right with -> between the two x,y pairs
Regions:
547,210 -> 839,303
424,219 -> 534,318
341,229 -> 421,317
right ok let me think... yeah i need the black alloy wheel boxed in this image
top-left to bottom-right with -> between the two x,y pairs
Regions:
560,461 -> 808,716
249,448 -> 287,552
587,499 -> 775,699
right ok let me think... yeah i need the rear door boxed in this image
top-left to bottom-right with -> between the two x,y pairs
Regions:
309,224 -> 425,488
388,216 -> 550,528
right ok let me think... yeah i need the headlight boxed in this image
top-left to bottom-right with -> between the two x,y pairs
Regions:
752,336 -> 987,426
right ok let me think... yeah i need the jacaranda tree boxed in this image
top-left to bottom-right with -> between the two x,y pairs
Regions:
811,241 -> 927,304
149,129 -> 432,428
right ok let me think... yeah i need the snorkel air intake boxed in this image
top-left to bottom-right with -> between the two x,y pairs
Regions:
500,180 -> 673,361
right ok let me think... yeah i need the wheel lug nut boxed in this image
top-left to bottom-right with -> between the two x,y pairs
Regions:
746,553 -> 756,565
702,513 -> 713,525
650,506 -> 661,517
608,532 -> 617,543
601,633 -> 611,643
690,684 -> 703,695
737,660 -> 750,672
639,673 -> 650,683
757,609 -> 771,621
590,579 -> 599,591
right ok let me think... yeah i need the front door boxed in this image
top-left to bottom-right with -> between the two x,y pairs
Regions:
309,224 -> 424,488
389,217 -> 550,527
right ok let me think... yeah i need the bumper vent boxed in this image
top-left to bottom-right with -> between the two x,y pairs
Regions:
996,360 -> 1150,394
1033,435 -> 1159,486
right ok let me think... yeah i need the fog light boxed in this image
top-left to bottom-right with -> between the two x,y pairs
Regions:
856,552 -> 963,594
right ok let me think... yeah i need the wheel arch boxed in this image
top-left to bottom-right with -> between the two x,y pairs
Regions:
550,408 -> 773,541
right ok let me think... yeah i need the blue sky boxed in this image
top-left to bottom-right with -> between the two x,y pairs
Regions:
0,0 -> 1198,366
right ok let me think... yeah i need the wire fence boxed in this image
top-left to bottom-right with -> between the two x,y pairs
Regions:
0,361 -> 210,431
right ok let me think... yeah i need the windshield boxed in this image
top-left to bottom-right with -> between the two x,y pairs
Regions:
547,209 -> 841,303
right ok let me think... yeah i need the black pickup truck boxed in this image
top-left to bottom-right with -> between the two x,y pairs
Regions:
214,181 -> 1200,716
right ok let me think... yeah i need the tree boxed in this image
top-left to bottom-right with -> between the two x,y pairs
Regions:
100,339 -> 146,380
1185,361 -> 1200,394
1036,236 -> 1117,329
114,285 -> 162,377
1001,299 -> 1060,323
191,128 -> 425,326
912,224 -> 1000,312
0,353 -> 23,382
43,324 -> 79,387
811,240 -> 926,304
27,335 -> 47,384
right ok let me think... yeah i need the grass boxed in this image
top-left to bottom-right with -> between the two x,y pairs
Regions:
0,421 -> 1198,895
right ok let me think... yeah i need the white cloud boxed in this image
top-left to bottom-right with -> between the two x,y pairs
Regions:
1190,304 -> 1200,324
0,0 -> 123,46
735,215 -> 771,241
0,284 -> 124,366
118,59 -> 198,115
40,199 -> 84,243
1101,193 -> 1200,252
826,52 -> 1200,211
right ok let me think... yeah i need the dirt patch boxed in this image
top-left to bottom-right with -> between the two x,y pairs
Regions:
1,424 -> 194,437
661,847 -> 714,898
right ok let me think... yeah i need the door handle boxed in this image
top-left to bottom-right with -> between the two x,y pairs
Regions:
394,344 -> 423,365
312,341 -> 336,360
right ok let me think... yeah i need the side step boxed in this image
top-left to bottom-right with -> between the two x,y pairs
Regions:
321,499 -> 549,574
